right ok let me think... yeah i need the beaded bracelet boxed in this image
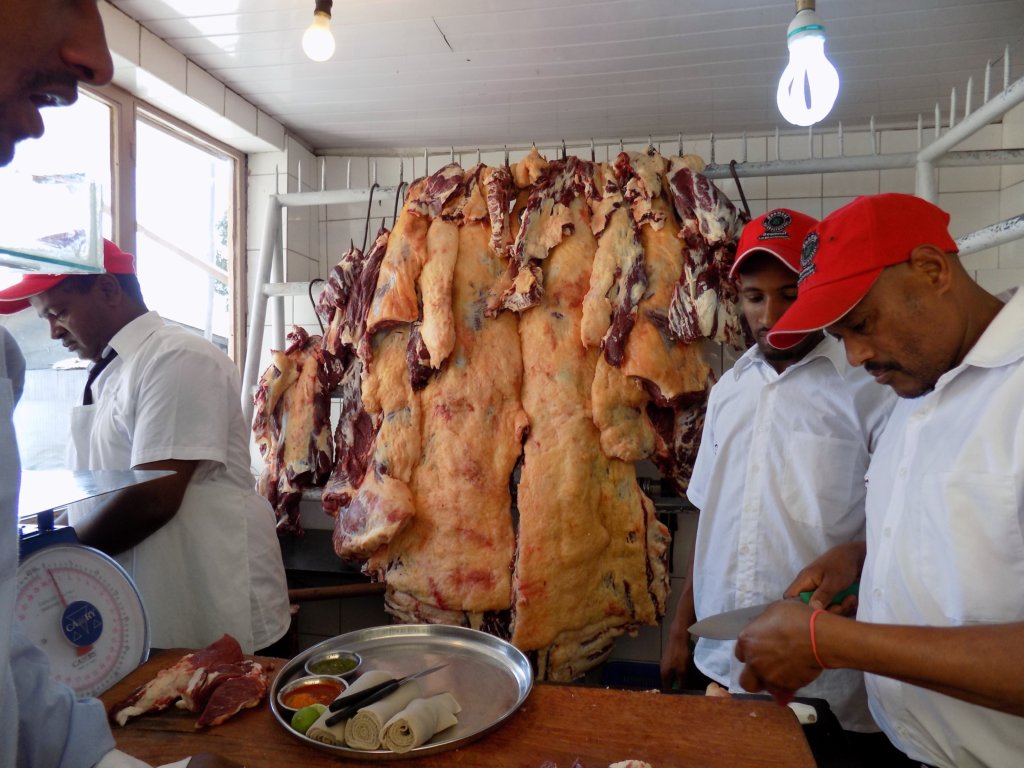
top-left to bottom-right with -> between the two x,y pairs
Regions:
809,608 -> 830,670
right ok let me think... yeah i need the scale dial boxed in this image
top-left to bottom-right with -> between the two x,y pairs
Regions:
16,544 -> 149,698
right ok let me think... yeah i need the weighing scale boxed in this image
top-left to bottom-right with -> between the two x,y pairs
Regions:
16,469 -> 171,698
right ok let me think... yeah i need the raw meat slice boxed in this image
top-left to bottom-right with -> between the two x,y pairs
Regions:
481,165 -> 516,258
665,161 -> 747,347
611,150 -> 667,231
418,216 -> 460,369
366,180 -> 429,335
195,661 -> 270,729
618,195 -> 712,405
497,156 -> 597,313
591,356 -> 655,463
321,357 -> 377,516
333,327 -> 420,561
108,635 -> 243,726
580,162 -> 645,365
648,382 -> 711,496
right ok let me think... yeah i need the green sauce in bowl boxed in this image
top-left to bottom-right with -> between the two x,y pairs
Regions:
309,655 -> 358,676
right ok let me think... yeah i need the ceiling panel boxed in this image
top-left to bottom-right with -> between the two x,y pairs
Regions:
108,0 -> 1024,151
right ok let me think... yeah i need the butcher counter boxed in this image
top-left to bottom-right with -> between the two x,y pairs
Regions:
101,649 -> 816,767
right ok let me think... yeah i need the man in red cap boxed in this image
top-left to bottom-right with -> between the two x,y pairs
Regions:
736,193 -> 1024,767
0,240 -> 291,658
659,208 -> 898,759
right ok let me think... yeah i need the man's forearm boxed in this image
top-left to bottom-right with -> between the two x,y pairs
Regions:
819,614 -> 1024,717
75,461 -> 195,555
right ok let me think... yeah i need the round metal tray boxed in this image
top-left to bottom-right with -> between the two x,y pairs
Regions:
270,624 -> 533,760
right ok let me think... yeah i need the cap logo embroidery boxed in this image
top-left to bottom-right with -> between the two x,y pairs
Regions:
757,209 -> 792,241
798,232 -> 819,284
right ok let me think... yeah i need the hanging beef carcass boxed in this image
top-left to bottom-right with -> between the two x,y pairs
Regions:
252,326 -> 333,532
255,148 -> 747,682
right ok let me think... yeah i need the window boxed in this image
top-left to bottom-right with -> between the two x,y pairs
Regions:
135,113 -> 237,351
0,87 -> 246,469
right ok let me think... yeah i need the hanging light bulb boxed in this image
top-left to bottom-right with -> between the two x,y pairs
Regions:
776,0 -> 840,127
302,0 -> 336,62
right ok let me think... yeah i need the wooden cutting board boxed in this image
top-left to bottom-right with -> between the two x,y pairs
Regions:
101,649 -> 815,767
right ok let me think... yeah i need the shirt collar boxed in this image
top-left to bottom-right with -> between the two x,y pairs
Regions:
107,311 -> 164,361
731,334 -> 843,380
957,286 -> 1023,370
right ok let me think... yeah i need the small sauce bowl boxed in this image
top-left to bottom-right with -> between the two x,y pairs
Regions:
304,650 -> 362,679
277,675 -> 348,712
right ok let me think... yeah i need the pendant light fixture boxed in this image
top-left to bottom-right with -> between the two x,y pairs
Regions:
302,0 -> 336,62
776,0 -> 840,127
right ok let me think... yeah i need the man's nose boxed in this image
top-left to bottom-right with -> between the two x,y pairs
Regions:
62,3 -> 114,88
48,318 -> 64,340
761,296 -> 789,329
843,336 -> 873,367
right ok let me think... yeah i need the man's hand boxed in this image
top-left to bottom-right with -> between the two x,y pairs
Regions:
783,541 -> 865,613
735,600 -> 825,704
659,617 -> 692,691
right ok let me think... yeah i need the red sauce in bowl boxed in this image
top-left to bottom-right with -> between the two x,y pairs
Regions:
280,679 -> 344,709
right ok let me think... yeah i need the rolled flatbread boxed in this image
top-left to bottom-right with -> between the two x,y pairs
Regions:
304,669 -> 393,745
381,692 -> 462,753
345,680 -> 423,750
305,707 -> 347,746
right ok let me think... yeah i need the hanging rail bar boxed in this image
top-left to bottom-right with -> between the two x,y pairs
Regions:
955,213 -> 1024,257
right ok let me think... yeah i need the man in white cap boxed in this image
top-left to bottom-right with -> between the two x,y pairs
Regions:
660,208 -> 898,759
0,4 -> 246,766
736,193 -> 1024,767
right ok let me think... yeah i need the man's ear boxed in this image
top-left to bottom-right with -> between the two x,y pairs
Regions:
908,245 -> 953,295
95,273 -> 123,305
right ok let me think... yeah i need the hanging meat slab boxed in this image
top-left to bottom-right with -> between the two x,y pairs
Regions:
508,193 -> 668,680
665,158 -> 748,348
334,326 -> 421,561
252,327 -> 333,533
382,219 -> 527,619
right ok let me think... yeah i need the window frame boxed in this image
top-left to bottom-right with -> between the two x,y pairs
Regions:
85,83 -> 248,364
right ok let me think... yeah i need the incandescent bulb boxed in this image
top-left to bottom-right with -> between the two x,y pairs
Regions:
776,9 -> 840,127
302,11 -> 335,62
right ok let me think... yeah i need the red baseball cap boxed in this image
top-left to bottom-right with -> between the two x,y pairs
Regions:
767,193 -> 959,350
730,208 -> 818,278
0,239 -> 136,314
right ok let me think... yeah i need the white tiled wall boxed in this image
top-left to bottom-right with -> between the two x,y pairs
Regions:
247,111 -> 1024,666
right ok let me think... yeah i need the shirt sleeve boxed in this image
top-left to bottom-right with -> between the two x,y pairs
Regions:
10,622 -> 116,768
686,385 -> 719,511
0,326 -> 25,404
127,344 -> 235,468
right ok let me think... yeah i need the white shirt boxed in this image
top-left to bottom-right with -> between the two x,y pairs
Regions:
66,311 -> 290,652
688,336 -> 894,731
860,288 -> 1024,768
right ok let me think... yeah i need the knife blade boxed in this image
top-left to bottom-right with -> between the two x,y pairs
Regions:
687,581 -> 859,640
324,663 -> 447,726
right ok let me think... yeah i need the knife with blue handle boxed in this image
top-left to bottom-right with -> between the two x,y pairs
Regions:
687,582 -> 859,640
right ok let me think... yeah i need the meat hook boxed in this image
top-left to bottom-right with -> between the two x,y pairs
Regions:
728,160 -> 751,220
589,138 -> 595,163
504,145 -> 509,168
307,278 -> 326,334
392,180 -> 408,226
362,181 -> 379,252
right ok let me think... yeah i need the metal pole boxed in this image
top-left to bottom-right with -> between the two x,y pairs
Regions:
956,213 -> 1024,257
241,194 -> 282,425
